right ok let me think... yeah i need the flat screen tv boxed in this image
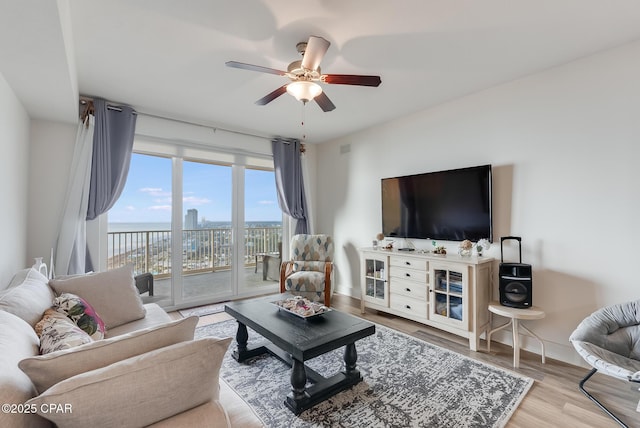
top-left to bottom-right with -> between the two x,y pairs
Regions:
381,164 -> 492,242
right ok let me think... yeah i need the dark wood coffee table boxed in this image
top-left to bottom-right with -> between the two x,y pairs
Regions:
224,293 -> 375,415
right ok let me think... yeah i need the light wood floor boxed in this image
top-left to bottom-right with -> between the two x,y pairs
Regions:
172,294 -> 640,428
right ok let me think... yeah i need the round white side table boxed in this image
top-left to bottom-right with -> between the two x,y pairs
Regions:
487,301 -> 546,368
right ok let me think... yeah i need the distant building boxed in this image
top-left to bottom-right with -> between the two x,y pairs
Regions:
185,209 -> 198,230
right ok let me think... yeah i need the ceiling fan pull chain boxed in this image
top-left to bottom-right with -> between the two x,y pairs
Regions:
301,103 -> 307,142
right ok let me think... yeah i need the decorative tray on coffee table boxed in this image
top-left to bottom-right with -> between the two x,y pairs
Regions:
272,296 -> 331,319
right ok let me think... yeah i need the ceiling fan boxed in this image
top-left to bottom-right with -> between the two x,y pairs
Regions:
226,36 -> 381,112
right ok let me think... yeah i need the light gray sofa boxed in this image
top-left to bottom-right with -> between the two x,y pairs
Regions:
0,266 -> 264,428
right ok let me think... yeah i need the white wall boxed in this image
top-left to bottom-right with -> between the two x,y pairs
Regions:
27,119 -> 76,269
315,40 -> 640,365
0,73 -> 31,285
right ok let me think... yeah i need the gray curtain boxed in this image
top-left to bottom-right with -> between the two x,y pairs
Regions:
271,138 -> 309,234
86,98 -> 137,220
85,98 -> 136,271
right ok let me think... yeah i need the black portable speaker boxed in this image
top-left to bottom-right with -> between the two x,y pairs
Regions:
499,236 -> 533,308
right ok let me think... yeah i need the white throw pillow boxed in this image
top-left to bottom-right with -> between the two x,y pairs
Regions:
49,264 -> 145,329
0,268 -> 55,327
0,311 -> 42,428
20,315 -> 198,393
5,268 -> 32,289
27,337 -> 231,428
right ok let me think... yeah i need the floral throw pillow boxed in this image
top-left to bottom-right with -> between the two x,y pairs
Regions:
35,309 -> 93,354
53,293 -> 106,340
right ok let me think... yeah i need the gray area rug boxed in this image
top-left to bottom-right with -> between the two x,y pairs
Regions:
196,319 -> 533,428
178,303 -> 226,318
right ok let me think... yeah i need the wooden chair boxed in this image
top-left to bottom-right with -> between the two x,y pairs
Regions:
279,234 -> 334,307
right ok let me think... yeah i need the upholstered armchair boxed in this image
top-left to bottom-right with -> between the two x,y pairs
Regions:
279,234 -> 334,307
569,300 -> 640,427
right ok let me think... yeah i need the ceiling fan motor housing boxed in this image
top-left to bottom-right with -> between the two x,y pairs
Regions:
287,60 -> 321,80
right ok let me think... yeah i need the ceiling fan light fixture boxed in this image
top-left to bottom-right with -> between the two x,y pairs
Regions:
286,81 -> 322,103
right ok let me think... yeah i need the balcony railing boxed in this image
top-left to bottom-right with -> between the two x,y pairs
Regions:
107,227 -> 282,278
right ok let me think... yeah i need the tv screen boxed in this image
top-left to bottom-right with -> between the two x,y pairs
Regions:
381,165 -> 492,242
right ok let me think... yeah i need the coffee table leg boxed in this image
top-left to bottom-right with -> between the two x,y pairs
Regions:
285,343 -> 365,415
235,321 -> 248,354
231,321 -> 267,362
290,358 -> 307,402
344,342 -> 359,376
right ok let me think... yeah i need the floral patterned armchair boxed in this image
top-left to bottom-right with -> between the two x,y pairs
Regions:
279,234 -> 334,307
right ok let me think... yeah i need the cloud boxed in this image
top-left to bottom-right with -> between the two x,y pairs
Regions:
140,187 -> 170,197
148,205 -> 172,211
183,196 -> 211,206
258,200 -> 276,205
125,205 -> 136,211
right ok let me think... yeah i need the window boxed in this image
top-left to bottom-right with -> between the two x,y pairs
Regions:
107,150 -> 283,307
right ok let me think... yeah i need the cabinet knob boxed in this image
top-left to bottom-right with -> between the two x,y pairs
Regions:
405,287 -> 411,292
405,261 -> 411,265
405,305 -> 411,309
405,273 -> 411,277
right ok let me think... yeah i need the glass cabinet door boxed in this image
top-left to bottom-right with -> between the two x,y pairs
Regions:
431,264 -> 467,328
363,256 -> 389,306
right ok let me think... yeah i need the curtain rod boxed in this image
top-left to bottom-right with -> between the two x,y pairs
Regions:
137,111 -> 272,142
79,95 -> 273,142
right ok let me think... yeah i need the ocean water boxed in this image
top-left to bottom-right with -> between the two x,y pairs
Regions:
108,222 -> 172,232
107,221 -> 283,259
108,221 -> 282,232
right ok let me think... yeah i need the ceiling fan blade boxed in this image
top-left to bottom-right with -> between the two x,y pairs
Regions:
255,85 -> 288,105
225,61 -> 286,76
322,74 -> 381,87
301,36 -> 330,71
315,92 -> 336,112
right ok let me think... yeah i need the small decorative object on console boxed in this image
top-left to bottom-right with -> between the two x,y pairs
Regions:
273,296 -> 330,318
374,233 -> 385,249
475,239 -> 491,256
458,240 -> 473,256
433,246 -> 447,255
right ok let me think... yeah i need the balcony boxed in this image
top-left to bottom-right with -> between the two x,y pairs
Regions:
107,226 -> 282,305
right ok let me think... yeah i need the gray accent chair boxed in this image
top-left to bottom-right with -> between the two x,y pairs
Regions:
569,300 -> 640,427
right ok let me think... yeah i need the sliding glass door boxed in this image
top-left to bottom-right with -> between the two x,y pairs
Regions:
240,168 -> 283,294
107,154 -> 173,305
181,160 -> 234,300
107,152 -> 282,308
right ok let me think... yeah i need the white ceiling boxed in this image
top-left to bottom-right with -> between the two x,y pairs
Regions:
3,0 -> 640,143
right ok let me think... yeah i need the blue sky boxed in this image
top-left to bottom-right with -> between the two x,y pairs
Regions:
108,153 -> 282,223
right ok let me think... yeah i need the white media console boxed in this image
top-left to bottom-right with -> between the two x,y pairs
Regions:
360,248 -> 494,351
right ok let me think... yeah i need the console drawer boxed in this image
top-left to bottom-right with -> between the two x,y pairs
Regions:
390,294 -> 427,319
390,255 -> 428,271
390,266 -> 428,283
390,280 -> 427,300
